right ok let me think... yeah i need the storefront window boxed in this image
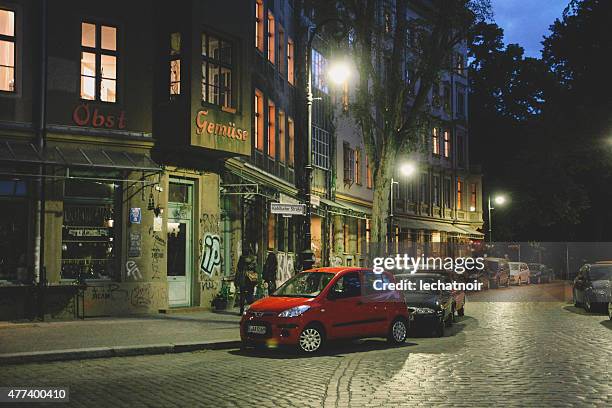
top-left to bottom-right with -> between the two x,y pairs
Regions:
61,179 -> 120,281
0,179 -> 27,282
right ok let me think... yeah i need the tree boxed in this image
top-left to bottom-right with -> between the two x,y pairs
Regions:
322,0 -> 491,249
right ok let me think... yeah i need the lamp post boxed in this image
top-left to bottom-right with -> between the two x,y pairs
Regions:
300,21 -> 350,271
389,162 -> 417,249
487,194 -> 506,243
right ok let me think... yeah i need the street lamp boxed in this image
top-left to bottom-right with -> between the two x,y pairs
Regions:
327,61 -> 351,85
389,162 -> 417,250
487,194 -> 507,243
300,20 -> 348,271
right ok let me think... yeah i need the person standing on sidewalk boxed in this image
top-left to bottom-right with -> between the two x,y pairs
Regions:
263,251 -> 278,295
234,246 -> 258,315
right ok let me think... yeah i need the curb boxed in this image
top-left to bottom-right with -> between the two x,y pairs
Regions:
0,340 -> 242,365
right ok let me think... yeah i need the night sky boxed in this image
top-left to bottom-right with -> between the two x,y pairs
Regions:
491,0 -> 570,57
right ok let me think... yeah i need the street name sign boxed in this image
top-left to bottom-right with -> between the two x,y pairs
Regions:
270,203 -> 305,215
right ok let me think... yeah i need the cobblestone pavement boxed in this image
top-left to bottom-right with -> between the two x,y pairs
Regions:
1,283 -> 610,408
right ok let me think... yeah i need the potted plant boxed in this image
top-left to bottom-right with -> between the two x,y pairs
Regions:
211,281 -> 230,311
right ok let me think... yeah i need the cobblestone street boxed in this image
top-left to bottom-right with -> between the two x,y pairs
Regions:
1,283 -> 610,407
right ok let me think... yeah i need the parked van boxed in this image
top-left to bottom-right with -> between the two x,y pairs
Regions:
508,262 -> 531,285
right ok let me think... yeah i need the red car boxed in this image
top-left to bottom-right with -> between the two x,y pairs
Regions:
240,267 -> 410,353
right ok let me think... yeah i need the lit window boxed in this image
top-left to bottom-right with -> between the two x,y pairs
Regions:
455,53 -> 465,76
278,109 -> 285,163
312,49 -> 328,93
432,128 -> 440,155
80,22 -> 118,102
0,8 -> 16,92
255,0 -> 264,51
202,33 -> 233,109
287,37 -> 294,85
470,183 -> 477,211
267,11 -> 275,64
267,99 -> 276,157
169,32 -> 181,95
287,117 -> 295,166
342,81 -> 349,111
268,212 -> 276,249
254,89 -> 264,151
366,155 -> 373,189
443,130 -> 450,158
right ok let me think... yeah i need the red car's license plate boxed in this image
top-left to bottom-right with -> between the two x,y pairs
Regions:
247,325 -> 266,334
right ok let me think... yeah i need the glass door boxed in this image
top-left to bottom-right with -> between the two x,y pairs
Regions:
167,180 -> 193,307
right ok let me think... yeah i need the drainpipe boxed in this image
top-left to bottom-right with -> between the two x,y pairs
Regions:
34,0 -> 48,319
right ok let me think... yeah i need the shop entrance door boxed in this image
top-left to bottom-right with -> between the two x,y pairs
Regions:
167,181 -> 193,307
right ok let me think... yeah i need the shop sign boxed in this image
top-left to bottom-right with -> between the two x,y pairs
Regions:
271,203 -> 305,216
195,110 -> 248,141
66,227 -> 109,237
72,103 -> 127,129
128,232 -> 142,258
129,208 -> 142,224
310,195 -> 321,207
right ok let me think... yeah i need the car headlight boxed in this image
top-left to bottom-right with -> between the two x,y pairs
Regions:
242,306 -> 250,316
278,305 -> 310,318
408,307 -> 436,314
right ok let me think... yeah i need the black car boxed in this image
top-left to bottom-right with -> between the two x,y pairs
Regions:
395,273 -> 454,337
527,263 -> 552,284
573,263 -> 612,312
484,257 -> 510,288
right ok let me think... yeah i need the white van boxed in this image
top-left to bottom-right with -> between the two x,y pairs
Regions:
508,262 -> 531,285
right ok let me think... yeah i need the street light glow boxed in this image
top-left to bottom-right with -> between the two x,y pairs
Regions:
494,195 -> 506,205
328,61 -> 351,85
400,162 -> 416,177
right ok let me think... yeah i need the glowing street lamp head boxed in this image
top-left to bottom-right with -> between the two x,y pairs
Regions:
328,61 -> 351,85
494,195 -> 506,205
400,162 -> 416,177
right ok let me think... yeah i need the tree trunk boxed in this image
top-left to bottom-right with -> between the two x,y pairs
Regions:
369,145 -> 395,257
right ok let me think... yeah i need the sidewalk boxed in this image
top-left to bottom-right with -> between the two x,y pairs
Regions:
0,310 -> 242,365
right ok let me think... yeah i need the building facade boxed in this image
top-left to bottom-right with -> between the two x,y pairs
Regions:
0,0 -> 483,320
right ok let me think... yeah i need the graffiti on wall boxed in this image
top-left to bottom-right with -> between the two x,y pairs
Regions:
86,283 -> 167,309
330,255 -> 343,267
130,284 -> 168,307
276,252 -> 295,287
200,233 -> 221,277
200,213 -> 220,234
125,260 -> 142,280
151,234 -> 165,280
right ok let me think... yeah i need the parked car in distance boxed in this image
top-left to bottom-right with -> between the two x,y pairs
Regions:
573,263 -> 612,312
395,272 -> 458,337
484,257 -> 510,288
527,263 -> 552,284
240,267 -> 410,353
508,262 -> 531,285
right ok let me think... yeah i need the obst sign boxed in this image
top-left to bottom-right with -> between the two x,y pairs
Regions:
72,103 -> 127,129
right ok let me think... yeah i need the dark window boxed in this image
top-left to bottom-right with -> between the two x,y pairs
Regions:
330,272 -> 361,298
202,33 -> 233,109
